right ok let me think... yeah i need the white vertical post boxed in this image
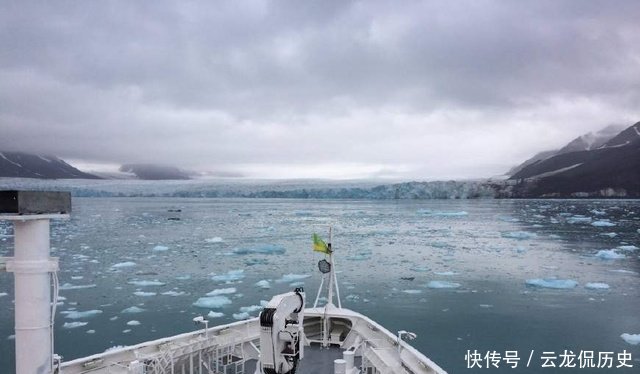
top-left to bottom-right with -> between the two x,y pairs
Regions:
7,218 -> 58,374
343,350 -> 354,371
327,226 -> 334,307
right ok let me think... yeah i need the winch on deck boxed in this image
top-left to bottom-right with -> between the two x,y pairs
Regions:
258,288 -> 305,374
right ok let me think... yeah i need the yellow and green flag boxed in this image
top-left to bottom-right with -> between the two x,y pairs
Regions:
313,233 -> 331,254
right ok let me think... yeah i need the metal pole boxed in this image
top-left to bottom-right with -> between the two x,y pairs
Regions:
7,218 -> 58,374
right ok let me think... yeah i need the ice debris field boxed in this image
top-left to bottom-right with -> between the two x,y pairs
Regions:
0,197 -> 639,370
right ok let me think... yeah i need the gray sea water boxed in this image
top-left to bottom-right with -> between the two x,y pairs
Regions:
1,198 -> 639,373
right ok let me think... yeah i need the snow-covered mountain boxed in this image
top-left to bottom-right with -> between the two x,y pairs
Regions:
507,124 -> 624,176
0,151 -> 100,179
507,121 -> 640,197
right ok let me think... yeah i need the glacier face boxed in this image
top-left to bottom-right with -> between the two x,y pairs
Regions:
0,178 -> 497,199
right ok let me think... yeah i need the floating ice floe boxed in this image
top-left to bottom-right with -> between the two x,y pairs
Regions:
239,305 -> 262,313
193,296 -> 232,309
64,310 -> 103,319
128,280 -> 165,287
601,232 -> 618,238
133,291 -> 156,297
207,311 -> 224,318
59,283 -> 97,290
591,220 -> 615,227
276,274 -> 311,283
585,283 -> 610,290
402,290 -> 422,294
161,291 -> 187,296
567,216 -> 592,224
617,245 -> 638,251
233,312 -> 250,320
418,210 -> 468,217
427,281 -> 461,289
153,245 -> 169,252
289,281 -> 305,287
232,244 -> 285,255
502,231 -> 537,240
620,333 -> 640,345
122,329 -> 131,333
63,322 -> 88,329
211,270 -> 245,282
175,275 -> 191,280
206,288 -> 237,296
71,276 -> 84,280
479,304 -> 493,308
86,330 -> 95,334
121,306 -> 145,314
525,278 -> 578,289
7,335 -> 15,340
255,280 -> 271,289
595,250 -> 625,260
609,269 -> 638,275
205,237 -> 224,243
434,271 -> 457,276
111,262 -> 136,268
126,320 -> 141,326
0,292 -> 7,297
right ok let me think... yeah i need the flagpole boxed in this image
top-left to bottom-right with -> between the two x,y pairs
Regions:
327,226 -> 334,307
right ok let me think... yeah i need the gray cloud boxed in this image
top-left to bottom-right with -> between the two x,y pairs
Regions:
1,0 -> 639,179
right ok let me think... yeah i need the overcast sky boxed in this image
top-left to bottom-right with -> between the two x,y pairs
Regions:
1,0 -> 639,179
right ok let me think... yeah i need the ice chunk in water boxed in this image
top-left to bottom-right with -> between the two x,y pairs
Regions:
232,244 -> 285,255
63,322 -> 88,329
434,271 -> 457,276
255,280 -> 271,289
525,278 -> 578,289
0,292 -> 7,297
595,250 -> 625,260
402,289 -> 422,294
133,291 -> 156,297
64,310 -> 103,319
418,209 -> 468,217
502,231 -> 537,240
111,262 -> 136,268
211,270 -> 244,282
601,232 -> 618,238
206,288 -> 236,296
126,320 -> 141,326
276,274 -> 311,283
617,245 -> 638,251
233,312 -> 250,320
121,306 -> 145,314
128,280 -> 165,287
86,330 -> 95,334
161,291 -> 187,296
239,305 -> 262,313
153,245 -> 168,252
207,311 -> 224,318
567,216 -> 591,224
289,281 -> 305,287
427,281 -> 461,289
591,220 -> 615,227
620,333 -> 640,345
205,237 -> 224,243
193,296 -> 232,309
60,283 -> 96,290
585,282 -> 610,290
